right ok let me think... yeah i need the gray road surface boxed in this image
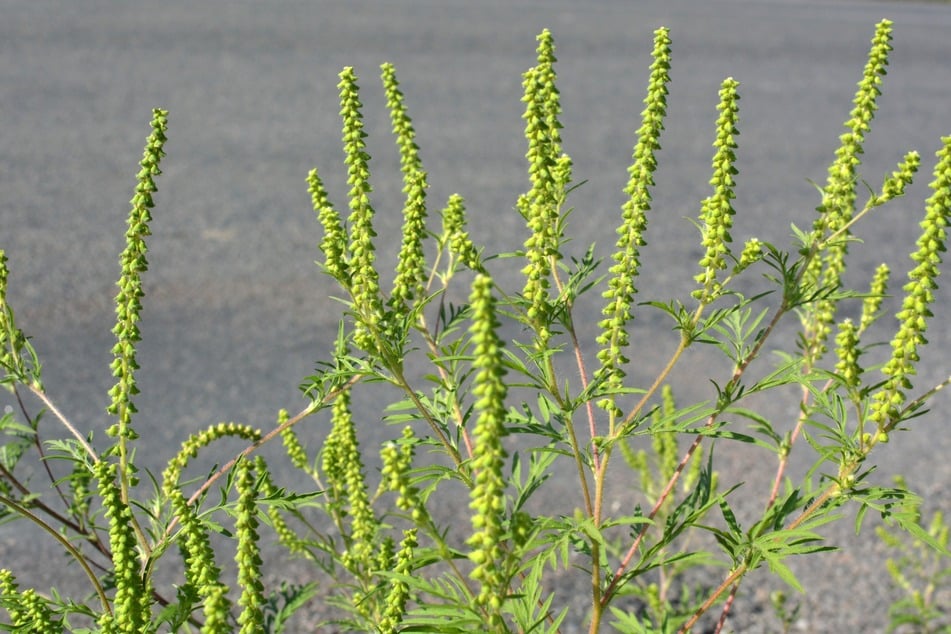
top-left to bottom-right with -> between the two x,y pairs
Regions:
2,0 -> 951,631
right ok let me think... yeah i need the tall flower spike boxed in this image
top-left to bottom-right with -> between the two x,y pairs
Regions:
518,29 -> 569,345
596,27 -> 671,416
870,136 -> 951,434
107,108 -> 168,448
235,457 -> 266,634
466,274 -> 509,623
339,67 -> 385,352
803,20 -> 893,356
694,77 -> 740,302
308,168 -> 349,285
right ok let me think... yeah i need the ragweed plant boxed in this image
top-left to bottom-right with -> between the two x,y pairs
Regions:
1,18 -> 950,634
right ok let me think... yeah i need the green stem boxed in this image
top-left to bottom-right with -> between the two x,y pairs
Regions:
0,494 -> 111,615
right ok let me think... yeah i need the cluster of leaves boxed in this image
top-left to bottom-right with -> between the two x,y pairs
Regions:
1,19 -> 950,634
876,476 -> 951,633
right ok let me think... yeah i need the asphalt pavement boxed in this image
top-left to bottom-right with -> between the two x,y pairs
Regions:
2,1 -> 950,631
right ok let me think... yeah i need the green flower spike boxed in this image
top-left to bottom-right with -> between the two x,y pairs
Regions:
466,274 -> 509,623
596,26 -> 671,416
860,263 -> 890,334
379,528 -> 418,634
235,457 -> 266,634
391,168 -> 429,310
95,461 -> 150,634
321,389 -> 376,573
383,62 -> 430,313
834,319 -> 862,392
278,408 -> 314,476
381,62 -> 423,179
871,136 -> 951,432
518,29 -> 569,345
734,237 -> 763,275
694,77 -> 740,302
874,151 -> 920,208
442,193 -> 482,272
308,168 -> 349,285
0,569 -> 61,633
107,108 -> 168,451
339,67 -> 385,352
380,426 -> 424,522
804,20 -> 893,355
161,421 -> 262,631
162,421 -> 263,498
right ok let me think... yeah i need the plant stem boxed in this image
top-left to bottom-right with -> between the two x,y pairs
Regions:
0,493 -> 111,615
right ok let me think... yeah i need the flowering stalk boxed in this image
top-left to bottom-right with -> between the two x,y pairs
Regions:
382,62 -> 423,178
518,29 -> 569,345
0,569 -> 60,633
802,20 -> 892,359
379,528 -> 418,633
596,26 -> 671,421
694,77 -> 740,303
95,461 -> 150,634
235,457 -> 266,634
107,108 -> 168,448
309,168 -> 349,285
383,62 -> 430,313
104,110 -> 168,571
860,263 -> 890,335
391,168 -> 429,311
441,193 -> 482,273
466,273 -> 509,626
339,67 -> 386,352
321,389 -> 377,575
162,422 -> 262,631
